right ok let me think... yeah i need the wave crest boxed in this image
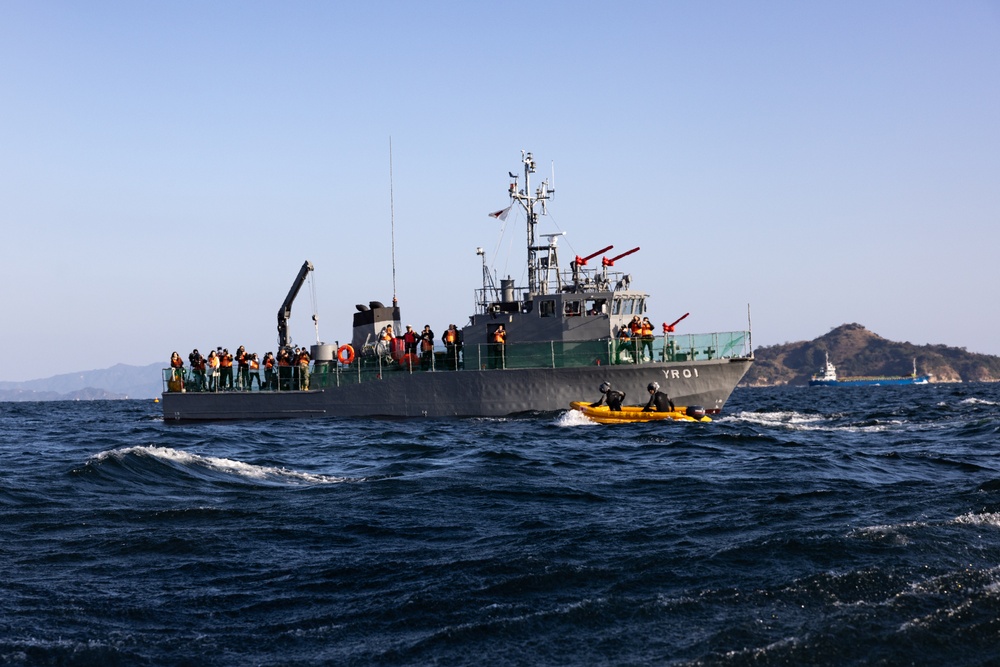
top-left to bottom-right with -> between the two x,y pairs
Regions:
85,445 -> 351,486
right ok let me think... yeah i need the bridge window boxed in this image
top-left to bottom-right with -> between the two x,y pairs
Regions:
539,299 -> 556,318
585,299 -> 605,316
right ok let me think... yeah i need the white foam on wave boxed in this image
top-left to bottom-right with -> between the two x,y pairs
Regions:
952,512 -> 1000,528
724,410 -> 828,429
555,410 -> 598,427
90,445 -> 351,485
959,397 -> 1000,407
722,410 -> 900,432
848,521 -> 926,545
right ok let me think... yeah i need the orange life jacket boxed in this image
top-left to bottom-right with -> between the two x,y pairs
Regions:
444,330 -> 457,344
493,329 -> 506,344
640,322 -> 653,337
250,360 -> 260,370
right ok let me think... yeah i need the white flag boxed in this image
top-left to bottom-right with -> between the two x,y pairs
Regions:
488,206 -> 511,221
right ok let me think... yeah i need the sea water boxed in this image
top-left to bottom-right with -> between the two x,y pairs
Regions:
2,384 -> 1000,666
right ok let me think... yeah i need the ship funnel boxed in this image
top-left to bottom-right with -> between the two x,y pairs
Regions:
501,277 -> 516,303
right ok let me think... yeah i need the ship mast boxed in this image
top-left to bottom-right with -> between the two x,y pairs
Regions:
509,151 -> 554,295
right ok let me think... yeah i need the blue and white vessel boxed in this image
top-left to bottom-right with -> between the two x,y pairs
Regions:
809,353 -> 931,387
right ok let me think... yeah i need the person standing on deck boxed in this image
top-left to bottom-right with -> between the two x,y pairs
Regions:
207,350 -> 220,391
235,346 -> 249,390
189,349 -> 206,391
277,348 -> 292,390
420,325 -> 435,370
491,324 -> 507,369
296,348 -> 311,390
442,324 -> 460,369
403,325 -> 419,356
170,352 -> 184,381
263,352 -> 276,390
248,353 -> 262,390
615,326 -> 633,363
639,317 -> 655,362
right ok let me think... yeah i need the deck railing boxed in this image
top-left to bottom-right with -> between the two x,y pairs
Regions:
162,331 -> 751,393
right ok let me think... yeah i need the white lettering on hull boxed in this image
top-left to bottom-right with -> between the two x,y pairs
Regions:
661,368 -> 699,380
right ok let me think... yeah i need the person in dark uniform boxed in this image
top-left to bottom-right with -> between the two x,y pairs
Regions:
442,324 -> 461,369
591,381 -> 626,412
642,381 -> 675,412
420,325 -> 435,370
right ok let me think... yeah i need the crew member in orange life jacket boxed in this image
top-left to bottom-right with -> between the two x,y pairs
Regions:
235,345 -> 249,390
296,348 -> 310,390
403,325 -> 419,355
263,352 -> 276,390
207,350 -> 220,391
639,317 -> 654,362
170,352 -> 184,381
219,348 -> 234,390
277,348 -> 292,390
248,353 -> 262,390
379,325 -> 394,358
420,325 -> 435,369
490,324 -> 507,369
442,324 -> 462,367
616,326 -> 633,363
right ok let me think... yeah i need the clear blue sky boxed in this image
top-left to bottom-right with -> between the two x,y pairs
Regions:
2,1 -> 998,382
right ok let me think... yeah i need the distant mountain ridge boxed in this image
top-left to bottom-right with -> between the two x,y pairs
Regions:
743,323 -> 1000,386
0,363 -> 163,401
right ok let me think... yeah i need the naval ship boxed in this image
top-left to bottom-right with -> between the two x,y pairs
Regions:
161,151 -> 754,420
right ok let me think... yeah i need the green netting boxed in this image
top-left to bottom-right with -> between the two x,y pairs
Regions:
303,331 -> 750,389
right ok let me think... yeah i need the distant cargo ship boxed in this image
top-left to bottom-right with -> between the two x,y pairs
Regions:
809,353 -> 931,386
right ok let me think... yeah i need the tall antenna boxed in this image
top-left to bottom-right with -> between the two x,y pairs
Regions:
389,137 -> 397,306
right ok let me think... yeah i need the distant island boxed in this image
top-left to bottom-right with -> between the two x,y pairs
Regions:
743,323 -> 1000,386
0,363 -> 163,402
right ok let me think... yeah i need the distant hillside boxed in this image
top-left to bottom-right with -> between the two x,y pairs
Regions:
743,323 -> 1000,386
0,363 -> 163,401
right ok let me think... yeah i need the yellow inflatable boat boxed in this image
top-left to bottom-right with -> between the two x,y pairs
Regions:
569,401 -> 712,424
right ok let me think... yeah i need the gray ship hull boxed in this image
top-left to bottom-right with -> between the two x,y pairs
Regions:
161,357 -> 752,421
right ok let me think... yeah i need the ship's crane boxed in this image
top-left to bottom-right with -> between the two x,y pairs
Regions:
277,260 -> 314,349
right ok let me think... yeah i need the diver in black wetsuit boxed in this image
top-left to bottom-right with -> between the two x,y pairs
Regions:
591,382 -> 626,412
642,381 -> 675,412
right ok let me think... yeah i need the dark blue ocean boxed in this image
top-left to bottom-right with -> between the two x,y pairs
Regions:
3,384 -> 1000,666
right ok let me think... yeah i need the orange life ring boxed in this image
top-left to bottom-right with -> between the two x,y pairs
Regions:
336,344 -> 355,365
